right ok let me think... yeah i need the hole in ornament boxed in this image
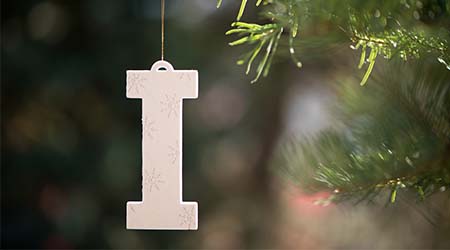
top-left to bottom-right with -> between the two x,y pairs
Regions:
151,61 -> 173,72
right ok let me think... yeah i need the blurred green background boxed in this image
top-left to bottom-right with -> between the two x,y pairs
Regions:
2,0 -> 449,249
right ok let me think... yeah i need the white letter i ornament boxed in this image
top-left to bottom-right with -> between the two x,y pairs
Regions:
126,60 -> 198,230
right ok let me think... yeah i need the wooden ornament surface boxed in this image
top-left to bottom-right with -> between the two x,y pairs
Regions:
126,60 -> 198,230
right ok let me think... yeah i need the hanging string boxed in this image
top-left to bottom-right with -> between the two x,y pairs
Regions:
161,0 -> 165,60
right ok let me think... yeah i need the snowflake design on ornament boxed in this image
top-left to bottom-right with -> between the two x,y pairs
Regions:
160,94 -> 178,118
127,74 -> 145,95
179,72 -> 192,81
143,168 -> 164,193
168,140 -> 179,165
142,117 -> 157,139
178,206 -> 195,229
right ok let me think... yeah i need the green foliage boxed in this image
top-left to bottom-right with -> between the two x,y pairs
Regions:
222,0 -> 304,82
226,22 -> 283,83
219,0 -> 450,206
348,10 -> 450,85
218,0 -> 450,83
274,62 -> 450,204
217,0 -> 265,20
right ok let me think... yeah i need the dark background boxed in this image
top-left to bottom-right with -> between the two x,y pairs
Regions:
2,0 -> 287,248
2,0 -> 449,249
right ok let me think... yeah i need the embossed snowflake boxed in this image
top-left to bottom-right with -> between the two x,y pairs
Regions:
168,140 -> 179,165
127,74 -> 145,95
142,117 -> 157,139
160,94 -> 178,118
179,72 -> 192,81
178,206 -> 195,229
143,168 -> 164,193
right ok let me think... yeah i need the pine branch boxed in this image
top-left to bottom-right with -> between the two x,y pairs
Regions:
274,62 -> 450,205
218,0 -> 450,83
226,22 -> 284,83
349,11 -> 450,85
